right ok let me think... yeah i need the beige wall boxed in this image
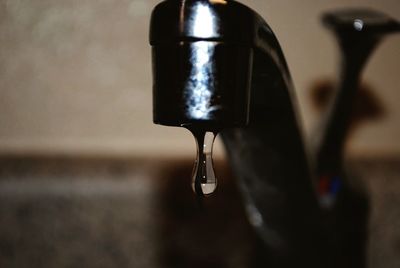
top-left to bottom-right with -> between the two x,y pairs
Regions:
0,0 -> 399,157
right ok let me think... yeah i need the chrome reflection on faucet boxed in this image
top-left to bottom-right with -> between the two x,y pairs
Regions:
188,1 -> 219,38
185,41 -> 218,120
184,1 -> 220,120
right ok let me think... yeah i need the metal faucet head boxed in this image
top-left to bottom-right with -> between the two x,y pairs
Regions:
150,0 -> 255,131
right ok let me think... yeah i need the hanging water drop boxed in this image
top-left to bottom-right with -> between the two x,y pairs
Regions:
190,130 -> 218,196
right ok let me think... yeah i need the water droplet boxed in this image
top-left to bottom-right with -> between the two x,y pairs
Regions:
189,130 -> 218,196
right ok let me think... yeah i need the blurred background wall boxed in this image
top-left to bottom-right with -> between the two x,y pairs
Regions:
0,0 -> 399,158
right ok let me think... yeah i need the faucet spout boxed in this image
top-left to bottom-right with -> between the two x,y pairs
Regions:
150,0 -> 254,130
151,1 -> 327,265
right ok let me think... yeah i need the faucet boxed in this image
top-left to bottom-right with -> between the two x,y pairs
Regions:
149,1 -> 399,267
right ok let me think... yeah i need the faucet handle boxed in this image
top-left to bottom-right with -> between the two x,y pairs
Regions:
321,8 -> 399,68
322,8 -> 400,35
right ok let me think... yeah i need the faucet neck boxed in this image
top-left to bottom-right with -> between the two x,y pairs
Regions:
221,22 -> 330,267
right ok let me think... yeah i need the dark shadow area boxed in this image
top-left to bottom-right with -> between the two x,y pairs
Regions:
155,159 -> 260,268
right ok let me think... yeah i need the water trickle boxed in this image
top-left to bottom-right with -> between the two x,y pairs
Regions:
190,130 -> 218,196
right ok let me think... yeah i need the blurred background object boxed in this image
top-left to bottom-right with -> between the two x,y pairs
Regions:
0,0 -> 399,267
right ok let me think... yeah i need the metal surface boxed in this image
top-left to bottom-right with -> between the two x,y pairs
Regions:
151,0 -> 255,129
